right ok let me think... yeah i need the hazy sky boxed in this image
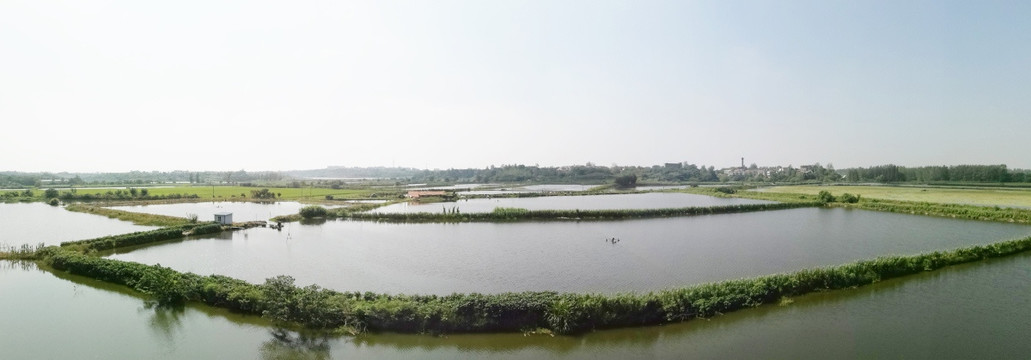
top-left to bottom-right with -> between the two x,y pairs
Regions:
2,1 -> 1029,172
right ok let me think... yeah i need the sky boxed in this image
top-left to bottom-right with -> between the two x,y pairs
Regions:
2,1 -> 1029,172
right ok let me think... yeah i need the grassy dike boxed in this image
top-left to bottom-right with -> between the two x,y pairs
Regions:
65,204 -> 195,226
683,187 -> 1031,224
272,202 -> 823,224
17,223 -> 1031,335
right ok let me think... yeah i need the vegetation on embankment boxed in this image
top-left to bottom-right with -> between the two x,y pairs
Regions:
835,199 -> 1031,224
763,185 -> 1031,209
65,204 -> 194,226
30,234 -> 1031,335
273,202 -> 822,223
683,186 -> 1031,224
59,223 -> 222,252
678,186 -> 817,203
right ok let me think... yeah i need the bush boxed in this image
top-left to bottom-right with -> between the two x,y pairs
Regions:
715,187 -> 736,194
818,190 -> 836,203
251,188 -> 276,199
839,193 -> 860,203
299,206 -> 328,219
614,174 -> 637,188
48,198 -> 60,206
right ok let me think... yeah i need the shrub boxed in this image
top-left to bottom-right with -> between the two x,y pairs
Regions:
818,190 -> 836,203
47,198 -> 60,206
299,206 -> 328,219
715,187 -> 736,194
839,193 -> 860,203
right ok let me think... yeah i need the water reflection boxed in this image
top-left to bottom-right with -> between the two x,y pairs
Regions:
6,254 -> 1031,359
0,202 -> 157,246
108,208 -> 1031,295
144,305 -> 186,343
260,329 -> 332,360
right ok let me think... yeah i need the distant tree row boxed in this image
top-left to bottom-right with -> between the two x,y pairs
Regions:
843,165 -> 1029,183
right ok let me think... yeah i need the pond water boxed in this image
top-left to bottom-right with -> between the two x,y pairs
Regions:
409,184 -> 494,191
517,184 -> 597,192
107,201 -> 333,222
0,203 -> 157,247
5,253 -> 1031,359
373,192 -> 773,214
107,208 -> 1031,295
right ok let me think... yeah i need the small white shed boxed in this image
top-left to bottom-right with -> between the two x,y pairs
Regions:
214,212 -> 233,225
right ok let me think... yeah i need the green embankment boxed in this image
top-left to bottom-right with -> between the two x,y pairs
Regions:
684,187 -> 1031,224
59,223 -> 222,252
13,187 -> 1031,335
25,227 -> 1031,335
65,204 -> 194,226
273,202 -> 822,223
764,185 -> 1031,208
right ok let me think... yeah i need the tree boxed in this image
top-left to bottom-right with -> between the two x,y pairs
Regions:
129,188 -> 138,197
140,188 -> 149,197
614,174 -> 637,188
44,188 -> 59,198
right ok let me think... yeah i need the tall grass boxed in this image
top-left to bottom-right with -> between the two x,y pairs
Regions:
0,243 -> 45,260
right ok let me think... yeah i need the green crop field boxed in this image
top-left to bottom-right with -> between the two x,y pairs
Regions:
762,185 -> 1031,208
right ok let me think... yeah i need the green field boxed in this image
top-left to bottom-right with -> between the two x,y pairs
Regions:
762,185 -> 1031,208
140,185 -> 399,201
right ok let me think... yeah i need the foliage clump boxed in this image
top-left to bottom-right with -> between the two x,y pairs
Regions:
818,190 -> 836,203
714,186 -> 737,194
838,192 -> 861,203
614,174 -> 637,188
299,205 -> 328,219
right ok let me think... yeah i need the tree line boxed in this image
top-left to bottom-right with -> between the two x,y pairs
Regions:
843,164 -> 1030,183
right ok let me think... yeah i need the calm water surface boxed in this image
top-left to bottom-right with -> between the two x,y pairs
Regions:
108,208 -> 1031,295
0,203 -> 157,246
373,192 -> 772,214
5,253 -> 1030,359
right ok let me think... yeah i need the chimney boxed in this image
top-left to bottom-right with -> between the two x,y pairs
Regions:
741,157 -> 745,168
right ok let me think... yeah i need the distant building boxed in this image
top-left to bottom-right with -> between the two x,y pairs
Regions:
407,190 -> 447,199
214,212 -> 233,225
